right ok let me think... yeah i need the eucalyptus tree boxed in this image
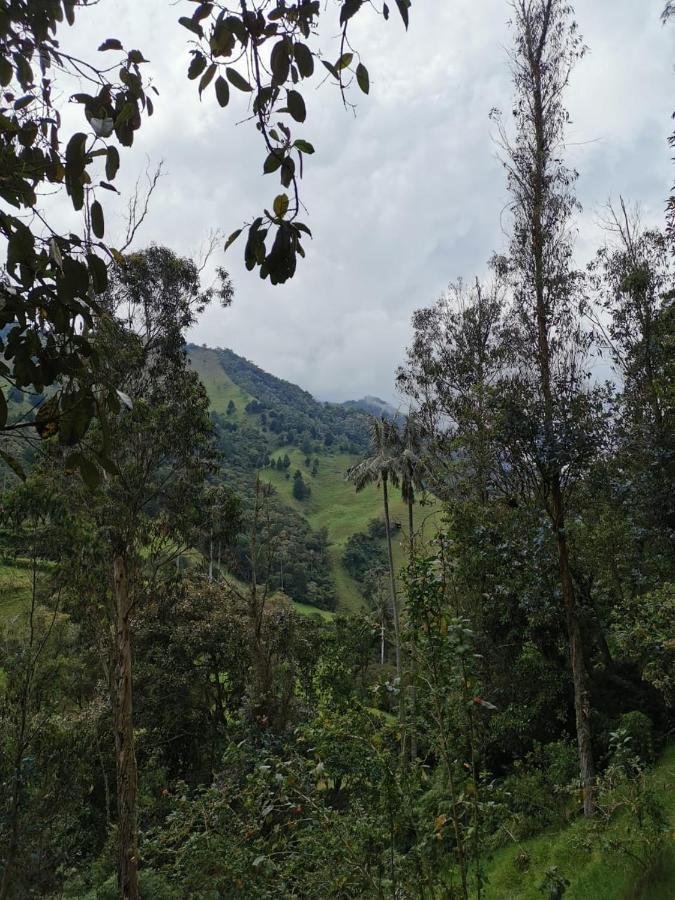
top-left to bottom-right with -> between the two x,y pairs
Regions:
60,247 -> 225,898
493,0 -> 603,815
397,277 -> 507,506
346,416 -> 402,678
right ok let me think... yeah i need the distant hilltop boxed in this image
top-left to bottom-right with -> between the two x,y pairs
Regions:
341,395 -> 398,419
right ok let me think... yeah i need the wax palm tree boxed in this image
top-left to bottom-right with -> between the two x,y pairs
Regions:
346,416 -> 402,678
393,411 -> 427,761
396,412 -> 427,563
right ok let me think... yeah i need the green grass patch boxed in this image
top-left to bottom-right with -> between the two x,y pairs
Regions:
261,448 -> 442,614
483,745 -> 675,899
188,346 -> 253,420
0,559 -> 38,622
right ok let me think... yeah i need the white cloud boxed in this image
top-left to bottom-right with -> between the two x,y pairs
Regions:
49,0 -> 673,402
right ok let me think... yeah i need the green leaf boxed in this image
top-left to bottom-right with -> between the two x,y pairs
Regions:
199,63 -> 217,96
90,200 -> 104,239
336,52 -> 353,70
226,67 -> 252,92
322,60 -> 339,80
356,62 -> 369,94
263,151 -> 283,174
0,449 -> 26,481
293,139 -> 315,154
98,38 -> 123,51
270,39 -> 291,85
224,228 -> 242,252
273,193 -> 289,218
188,52 -> 207,80
286,90 -> 306,123
68,452 -> 102,490
87,253 -> 108,293
0,56 -> 13,87
340,0 -> 363,25
293,43 -> 314,78
394,0 -> 409,29
178,16 -> 204,37
215,75 -> 230,107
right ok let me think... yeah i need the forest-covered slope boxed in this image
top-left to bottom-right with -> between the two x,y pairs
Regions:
187,344 -> 438,612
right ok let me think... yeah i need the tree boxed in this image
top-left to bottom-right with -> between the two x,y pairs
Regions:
61,247 -> 223,898
346,417 -> 402,679
292,468 -> 310,501
0,4 -> 152,450
494,0 -> 598,815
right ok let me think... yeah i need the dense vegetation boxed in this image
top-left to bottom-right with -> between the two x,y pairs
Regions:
0,2 -> 673,899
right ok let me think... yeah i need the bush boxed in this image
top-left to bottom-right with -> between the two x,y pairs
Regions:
615,711 -> 656,764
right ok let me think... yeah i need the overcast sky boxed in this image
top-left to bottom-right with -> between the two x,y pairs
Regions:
60,1 -> 674,403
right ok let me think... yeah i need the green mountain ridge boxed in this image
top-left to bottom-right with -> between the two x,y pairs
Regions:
187,344 -> 439,614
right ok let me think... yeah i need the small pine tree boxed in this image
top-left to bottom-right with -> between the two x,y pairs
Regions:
226,399 -> 236,415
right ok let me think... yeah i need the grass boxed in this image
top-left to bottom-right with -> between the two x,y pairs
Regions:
188,346 -> 254,420
261,448 -> 442,614
0,559 -> 37,623
190,346 -> 443,614
482,744 -> 675,899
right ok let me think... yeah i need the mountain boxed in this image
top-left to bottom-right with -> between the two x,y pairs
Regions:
187,344 -> 439,613
342,396 -> 398,419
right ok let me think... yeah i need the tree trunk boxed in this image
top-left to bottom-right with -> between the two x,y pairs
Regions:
553,502 -> 596,816
113,554 -> 139,899
408,496 -> 418,762
382,476 -> 401,678
523,2 -> 596,815
381,620 -> 385,665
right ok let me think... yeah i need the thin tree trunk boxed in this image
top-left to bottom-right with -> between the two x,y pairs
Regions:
408,496 -> 418,762
113,554 -> 139,899
552,500 -> 596,816
208,529 -> 213,582
382,476 -> 401,678
381,620 -> 385,665
524,2 -> 596,815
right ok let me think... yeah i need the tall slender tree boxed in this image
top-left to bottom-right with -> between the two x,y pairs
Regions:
346,417 -> 402,679
496,0 -> 598,815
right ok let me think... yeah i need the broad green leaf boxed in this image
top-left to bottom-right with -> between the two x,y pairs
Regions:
394,0 -> 409,29
356,62 -> 369,94
98,38 -> 124,51
226,67 -> 252,92
199,63 -> 217,96
286,90 -> 306,123
293,139 -> 315,154
263,151 -> 283,174
90,200 -> 104,239
178,16 -> 204,37
0,449 -> 26,481
293,43 -> 314,78
273,193 -> 289,218
215,75 -> 230,107
188,52 -> 207,80
336,53 -> 353,70
105,146 -> 120,180
224,228 -> 242,252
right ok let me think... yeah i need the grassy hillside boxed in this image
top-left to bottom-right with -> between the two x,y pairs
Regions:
188,345 -> 254,420
483,744 -> 675,899
187,345 -> 440,614
0,560 -> 36,622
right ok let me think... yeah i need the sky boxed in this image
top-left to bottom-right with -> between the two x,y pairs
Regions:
57,1 -> 674,403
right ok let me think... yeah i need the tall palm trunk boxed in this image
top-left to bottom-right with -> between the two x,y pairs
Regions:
113,553 -> 139,899
407,495 -> 418,762
382,475 -> 401,679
